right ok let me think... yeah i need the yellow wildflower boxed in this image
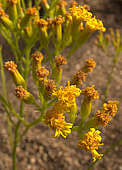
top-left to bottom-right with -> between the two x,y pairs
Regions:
26,8 -> 38,17
78,128 -> 103,162
82,58 -> 96,73
31,51 -> 43,64
95,110 -> 111,127
36,18 -> 48,30
69,5 -> 92,22
86,17 -> 106,32
103,101 -> 119,117
45,79 -> 56,97
45,109 -> 72,138
53,15 -> 65,25
82,85 -> 99,100
71,71 -> 88,86
52,81 -> 81,109
36,67 -> 49,81
54,55 -> 67,67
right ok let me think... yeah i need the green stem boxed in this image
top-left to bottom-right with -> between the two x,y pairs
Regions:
0,46 -> 7,99
103,54 -> 118,102
24,47 -> 31,85
12,101 -> 24,170
0,47 -> 14,147
20,100 -> 47,140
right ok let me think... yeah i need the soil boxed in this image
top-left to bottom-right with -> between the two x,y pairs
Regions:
0,0 -> 122,170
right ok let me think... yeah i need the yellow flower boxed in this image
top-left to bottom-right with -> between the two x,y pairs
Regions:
45,109 -> 72,138
69,5 -> 92,22
95,110 -> 111,127
45,79 -> 56,97
82,58 -> 96,73
78,128 -> 103,151
36,66 -> 49,81
54,55 -> 67,67
82,85 -> 99,100
71,70 -> 88,86
36,18 -> 48,30
53,15 -> 65,25
78,128 -> 103,161
103,100 -> 119,117
52,81 -> 81,109
26,8 -> 38,17
86,17 -> 106,32
31,51 -> 43,66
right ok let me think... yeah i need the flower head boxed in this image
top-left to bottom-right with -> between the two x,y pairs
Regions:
15,86 -> 34,104
45,79 -> 56,97
53,81 -> 81,109
45,109 -> 72,138
78,128 -> 103,162
71,71 -> 88,86
95,110 -> 111,127
36,67 -> 49,81
53,15 -> 65,25
82,85 -> 99,100
26,8 -> 38,17
69,5 -> 92,22
54,55 -> 67,67
31,51 -> 43,64
103,101 -> 119,117
36,19 -> 48,30
86,17 -> 106,32
83,58 -> 96,73
4,61 -> 17,73
4,61 -> 25,86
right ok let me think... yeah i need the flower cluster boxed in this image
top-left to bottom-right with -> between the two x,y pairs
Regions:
45,108 -> 72,138
94,100 -> 119,127
78,128 -> 103,162
53,81 -> 81,110
82,85 -> 99,101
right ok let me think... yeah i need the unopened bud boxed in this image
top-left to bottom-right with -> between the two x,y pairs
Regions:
15,86 -> 35,104
4,61 -> 25,86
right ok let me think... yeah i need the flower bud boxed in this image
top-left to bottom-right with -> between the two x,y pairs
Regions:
15,86 -> 35,104
52,55 -> 66,84
0,8 -> 13,30
80,86 -> 99,123
20,8 -> 39,29
71,71 -> 88,86
41,0 -> 50,10
44,79 -> 56,100
6,0 -> 18,20
82,58 -> 96,73
36,66 -> 49,82
4,61 -> 25,86
36,19 -> 49,48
